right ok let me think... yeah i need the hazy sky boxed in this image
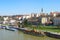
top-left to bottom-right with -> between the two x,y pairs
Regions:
0,0 -> 60,15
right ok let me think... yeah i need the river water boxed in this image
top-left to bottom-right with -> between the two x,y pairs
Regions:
0,29 -> 60,40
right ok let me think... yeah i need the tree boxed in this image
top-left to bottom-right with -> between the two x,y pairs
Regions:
23,19 -> 28,27
17,22 -> 20,28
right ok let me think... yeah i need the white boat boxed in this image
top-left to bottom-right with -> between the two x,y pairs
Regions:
5,26 -> 10,29
5,26 -> 17,31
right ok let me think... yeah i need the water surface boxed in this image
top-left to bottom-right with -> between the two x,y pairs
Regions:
0,29 -> 60,40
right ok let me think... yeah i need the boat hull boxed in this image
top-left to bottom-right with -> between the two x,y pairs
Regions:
44,32 -> 60,39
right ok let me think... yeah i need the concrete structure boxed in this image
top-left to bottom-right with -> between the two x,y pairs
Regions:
53,17 -> 60,25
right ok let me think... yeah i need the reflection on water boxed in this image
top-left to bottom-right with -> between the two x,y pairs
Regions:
0,29 -> 60,40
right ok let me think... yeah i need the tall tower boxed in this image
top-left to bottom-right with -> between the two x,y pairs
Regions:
40,8 -> 43,15
40,8 -> 45,16
41,8 -> 43,13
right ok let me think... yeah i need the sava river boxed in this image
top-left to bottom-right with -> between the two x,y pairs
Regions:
0,29 -> 60,40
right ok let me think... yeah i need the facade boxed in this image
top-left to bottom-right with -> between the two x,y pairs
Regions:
23,15 -> 31,19
9,19 -> 16,25
53,17 -> 60,25
50,12 -> 60,25
36,14 -> 40,17
31,13 -> 37,18
3,17 -> 9,24
9,18 -> 18,28
41,17 -> 48,24
50,12 -> 60,17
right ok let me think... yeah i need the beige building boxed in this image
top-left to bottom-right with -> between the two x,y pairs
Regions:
41,17 -> 47,24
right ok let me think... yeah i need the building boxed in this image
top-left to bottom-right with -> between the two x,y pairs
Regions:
50,12 -> 60,25
3,16 -> 9,24
23,15 -> 31,19
41,17 -> 48,25
53,17 -> 60,26
50,12 -> 60,17
31,13 -> 37,18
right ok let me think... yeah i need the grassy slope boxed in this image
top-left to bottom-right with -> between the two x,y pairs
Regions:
37,25 -> 60,33
27,25 -> 60,33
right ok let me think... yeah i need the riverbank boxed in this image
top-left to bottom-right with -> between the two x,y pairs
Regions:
38,26 -> 60,33
27,25 -> 60,33
24,26 -> 60,39
11,27 -> 60,39
25,27 -> 60,35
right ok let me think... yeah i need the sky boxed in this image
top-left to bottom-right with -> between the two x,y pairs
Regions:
0,0 -> 60,15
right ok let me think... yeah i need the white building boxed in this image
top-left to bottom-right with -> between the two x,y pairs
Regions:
9,19 -> 18,28
3,17 -> 8,21
36,14 -> 40,17
9,19 -> 16,25
18,17 -> 22,20
3,21 -> 8,24
23,15 -> 31,19
3,17 -> 9,24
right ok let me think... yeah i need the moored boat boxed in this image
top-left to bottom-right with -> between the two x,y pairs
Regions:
5,26 -> 16,31
23,30 -> 44,37
44,32 -> 60,39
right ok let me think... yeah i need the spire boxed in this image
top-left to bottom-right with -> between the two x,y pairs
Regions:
41,8 -> 43,13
